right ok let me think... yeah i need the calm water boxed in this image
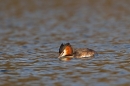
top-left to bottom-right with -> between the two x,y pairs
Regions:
0,0 -> 130,86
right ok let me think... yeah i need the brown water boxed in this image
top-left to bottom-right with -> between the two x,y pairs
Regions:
0,0 -> 130,86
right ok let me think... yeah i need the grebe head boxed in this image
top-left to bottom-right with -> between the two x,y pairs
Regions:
58,43 -> 73,58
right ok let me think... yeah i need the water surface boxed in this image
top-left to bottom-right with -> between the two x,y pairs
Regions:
0,0 -> 130,86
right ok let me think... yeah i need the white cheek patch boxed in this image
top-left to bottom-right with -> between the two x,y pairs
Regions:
61,50 -> 66,56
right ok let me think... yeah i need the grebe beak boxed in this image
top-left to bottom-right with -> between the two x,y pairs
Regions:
58,52 -> 63,58
58,56 -> 61,58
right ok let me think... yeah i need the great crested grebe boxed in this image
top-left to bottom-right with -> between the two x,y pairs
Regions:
58,43 -> 96,61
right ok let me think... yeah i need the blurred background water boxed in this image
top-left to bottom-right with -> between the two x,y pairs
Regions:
0,0 -> 130,86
